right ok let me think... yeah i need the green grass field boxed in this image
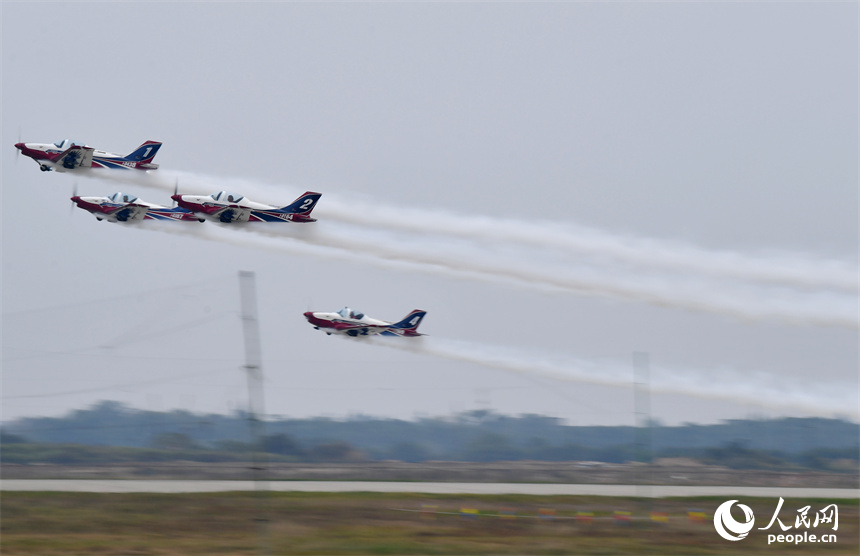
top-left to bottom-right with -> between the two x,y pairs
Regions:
1,492 -> 856,555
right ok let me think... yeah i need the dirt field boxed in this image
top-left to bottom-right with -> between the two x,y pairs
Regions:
2,492 -> 856,555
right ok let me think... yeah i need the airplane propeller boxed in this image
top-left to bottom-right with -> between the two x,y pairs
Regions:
172,179 -> 179,207
15,128 -> 21,163
70,183 -> 78,216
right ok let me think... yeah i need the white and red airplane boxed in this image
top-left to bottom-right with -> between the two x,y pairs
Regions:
15,139 -> 161,172
304,307 -> 427,337
171,190 -> 322,223
71,192 -> 201,223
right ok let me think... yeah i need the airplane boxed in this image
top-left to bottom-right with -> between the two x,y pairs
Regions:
14,139 -> 161,172
171,190 -> 322,223
71,191 -> 202,223
304,307 -> 427,337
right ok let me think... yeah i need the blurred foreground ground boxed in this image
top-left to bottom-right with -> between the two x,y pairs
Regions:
2,492 -> 856,555
3,460 -> 857,488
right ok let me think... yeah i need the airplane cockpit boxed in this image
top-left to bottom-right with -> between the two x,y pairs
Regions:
337,307 -> 364,320
107,192 -> 138,204
52,139 -> 75,150
211,191 -> 244,203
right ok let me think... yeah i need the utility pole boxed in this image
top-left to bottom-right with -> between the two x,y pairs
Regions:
239,270 -> 269,554
633,352 -> 652,501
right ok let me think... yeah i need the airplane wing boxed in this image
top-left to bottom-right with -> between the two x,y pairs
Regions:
341,323 -> 420,337
210,206 -> 253,223
318,319 -> 391,336
340,324 -> 390,336
56,146 -> 94,170
105,203 -> 149,223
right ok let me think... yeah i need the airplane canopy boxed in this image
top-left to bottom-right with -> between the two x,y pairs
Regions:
211,191 -> 244,203
107,192 -> 138,203
53,139 -> 75,149
337,307 -> 364,319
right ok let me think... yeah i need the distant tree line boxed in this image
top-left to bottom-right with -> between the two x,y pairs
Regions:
1,401 -> 857,470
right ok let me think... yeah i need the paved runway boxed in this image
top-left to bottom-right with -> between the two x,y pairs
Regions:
2,480 -> 857,498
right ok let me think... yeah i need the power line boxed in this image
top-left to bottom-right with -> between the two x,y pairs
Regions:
1,275 -> 233,318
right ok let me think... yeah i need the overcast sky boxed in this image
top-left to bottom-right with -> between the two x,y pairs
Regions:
2,2 -> 857,427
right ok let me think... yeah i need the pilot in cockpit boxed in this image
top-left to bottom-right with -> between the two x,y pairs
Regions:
212,191 -> 242,203
109,192 -> 137,204
337,307 -> 365,320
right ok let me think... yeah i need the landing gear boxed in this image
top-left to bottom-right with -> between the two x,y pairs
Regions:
40,164 -> 50,172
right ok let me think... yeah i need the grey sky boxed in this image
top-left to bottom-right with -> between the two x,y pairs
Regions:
2,2 -> 857,426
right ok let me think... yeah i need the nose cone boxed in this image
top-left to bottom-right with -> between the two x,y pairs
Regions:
14,142 -> 24,151
170,194 -> 182,202
304,311 -> 326,327
70,196 -> 81,204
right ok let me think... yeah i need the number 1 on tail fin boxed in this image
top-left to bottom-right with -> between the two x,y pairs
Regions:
124,141 -> 162,163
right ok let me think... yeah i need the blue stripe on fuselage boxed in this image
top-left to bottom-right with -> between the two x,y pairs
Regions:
250,211 -> 293,222
92,157 -> 131,170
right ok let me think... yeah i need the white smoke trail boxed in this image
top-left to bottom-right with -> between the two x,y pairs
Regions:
86,170 -> 859,328
315,197 -> 857,293
146,221 -> 589,297
145,217 -> 856,327
368,336 -> 858,417
88,169 -> 858,292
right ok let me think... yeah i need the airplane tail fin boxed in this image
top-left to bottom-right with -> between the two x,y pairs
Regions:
278,191 -> 322,223
124,141 -> 162,164
389,310 -> 427,337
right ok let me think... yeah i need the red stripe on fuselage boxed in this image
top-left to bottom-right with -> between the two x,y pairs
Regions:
72,199 -> 116,215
